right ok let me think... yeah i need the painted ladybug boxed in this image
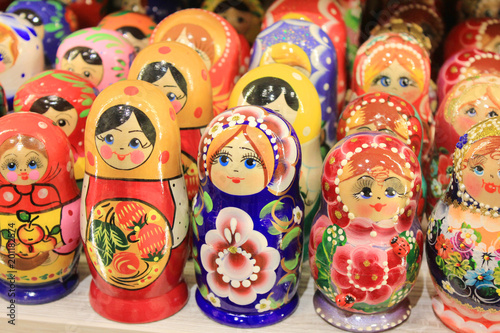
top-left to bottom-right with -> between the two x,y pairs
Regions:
391,236 -> 410,258
335,293 -> 356,308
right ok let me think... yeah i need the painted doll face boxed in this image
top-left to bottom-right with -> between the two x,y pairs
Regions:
339,169 -> 410,223
172,26 -> 213,70
95,112 -> 154,170
367,61 -> 421,104
455,95 -> 500,136
151,69 -> 187,113
350,122 -> 408,142
477,1 -> 500,18
463,151 -> 500,208
0,144 -> 48,185
60,52 -> 104,86
122,32 -> 148,54
218,7 -> 254,36
13,9 -> 45,40
0,34 -> 15,72
43,107 -> 78,137
210,132 -> 269,195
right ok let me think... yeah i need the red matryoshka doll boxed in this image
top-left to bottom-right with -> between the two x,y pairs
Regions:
309,132 -> 423,331
55,27 -> 136,92
0,113 -> 81,304
0,13 -> 44,109
81,80 -> 190,323
427,74 -> 500,214
13,69 -> 98,184
444,18 -> 500,60
436,49 -> 500,102
151,9 -> 244,116
98,10 -> 156,54
426,117 -> 500,333
202,0 -> 264,45
66,0 -> 110,29
128,42 -> 213,201
263,0 -> 348,111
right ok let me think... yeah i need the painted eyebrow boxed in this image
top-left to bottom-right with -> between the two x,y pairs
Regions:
239,147 -> 254,152
3,153 -> 17,158
25,151 -> 40,157
128,130 -> 144,134
163,85 -> 178,88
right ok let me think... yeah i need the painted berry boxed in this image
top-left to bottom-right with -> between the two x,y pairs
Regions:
115,201 -> 147,230
137,222 -> 166,262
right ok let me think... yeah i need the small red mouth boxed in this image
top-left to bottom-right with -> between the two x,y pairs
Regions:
227,176 -> 243,184
19,172 -> 29,180
370,203 -> 387,212
113,152 -> 129,161
482,179 -> 500,194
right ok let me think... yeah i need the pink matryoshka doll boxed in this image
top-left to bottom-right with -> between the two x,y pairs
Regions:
0,112 -> 81,304
98,10 -> 156,54
81,80 -> 190,323
151,8 -> 243,116
309,132 -> 424,332
13,69 -> 99,183
437,49 -> 500,102
55,27 -> 136,92
263,0 -> 348,111
0,13 -> 44,109
427,74 -> 500,214
426,117 -> 500,333
128,41 -> 213,201
444,18 -> 500,60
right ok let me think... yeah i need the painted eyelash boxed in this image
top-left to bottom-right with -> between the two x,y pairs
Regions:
27,156 -> 44,169
399,77 -> 417,87
468,155 -> 487,170
1,158 -> 18,170
352,177 -> 375,197
210,149 -> 231,165
372,75 -> 385,85
385,178 -> 407,196
241,153 -> 264,167
96,134 -> 106,142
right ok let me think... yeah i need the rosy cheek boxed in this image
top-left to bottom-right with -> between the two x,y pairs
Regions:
171,100 -> 182,113
6,171 -> 17,183
383,201 -> 401,215
464,172 -> 482,198
130,150 -> 145,165
29,170 -> 40,180
100,145 -> 113,160
355,202 -> 373,218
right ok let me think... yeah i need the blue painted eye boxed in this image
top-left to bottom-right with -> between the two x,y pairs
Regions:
244,158 -> 257,169
167,92 -> 176,102
474,166 -> 484,176
129,138 -> 140,149
219,155 -> 229,166
7,162 -> 16,171
465,108 -> 477,117
104,134 -> 114,145
380,76 -> 390,87
28,160 -> 37,169
359,187 -> 372,199
385,187 -> 396,198
399,77 -> 410,87
0,53 -> 4,62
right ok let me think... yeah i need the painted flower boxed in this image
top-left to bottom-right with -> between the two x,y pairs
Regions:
247,116 -> 257,127
430,178 -> 443,198
445,252 -> 471,278
460,229 -> 477,245
227,113 -> 246,127
200,207 -> 280,305
309,215 -> 333,280
464,268 -> 494,287
435,234 -> 453,260
331,244 -> 406,305
437,154 -> 453,185
442,281 -> 455,295
207,292 -> 221,307
450,232 -> 475,259
255,298 -> 272,313
208,122 -> 224,138
472,244 -> 497,270
293,206 -> 303,224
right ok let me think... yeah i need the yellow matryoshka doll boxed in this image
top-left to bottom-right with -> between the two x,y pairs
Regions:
81,80 -> 190,323
128,42 -> 213,201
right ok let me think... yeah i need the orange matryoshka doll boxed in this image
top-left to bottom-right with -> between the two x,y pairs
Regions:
81,80 -> 190,323
151,8 -> 243,116
128,42 -> 213,201
0,113 -> 81,304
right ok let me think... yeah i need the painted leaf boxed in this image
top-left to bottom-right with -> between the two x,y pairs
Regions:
194,259 -> 201,275
283,252 -> 300,271
203,191 -> 213,213
281,226 -> 301,249
315,225 -> 347,292
198,284 -> 209,298
109,223 -> 129,251
50,225 -> 61,235
277,273 -> 297,286
267,225 -> 282,236
259,200 -> 284,219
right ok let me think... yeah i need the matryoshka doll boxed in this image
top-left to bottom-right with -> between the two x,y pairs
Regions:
309,132 -> 423,332
228,63 -> 321,252
458,0 -> 500,21
13,69 -> 98,184
151,9 -> 243,116
55,27 -> 135,92
128,42 -> 213,201
428,74 -> 500,214
249,19 -> 338,149
81,80 -> 190,323
98,10 -> 156,54
66,0 -> 110,28
0,13 -> 44,109
436,49 -> 500,102
7,0 -> 74,66
192,105 -> 304,327
0,112 -> 81,304
426,117 -> 500,332
262,0 -> 347,111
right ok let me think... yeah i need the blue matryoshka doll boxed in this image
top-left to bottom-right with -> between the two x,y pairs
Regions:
249,19 -> 338,151
192,105 -> 304,327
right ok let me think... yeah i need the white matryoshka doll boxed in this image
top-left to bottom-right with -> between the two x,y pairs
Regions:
81,80 -> 190,323
228,63 -> 322,252
309,132 -> 424,332
0,112 -> 81,304
191,105 -> 304,327
128,42 -> 213,201
427,117 -> 500,332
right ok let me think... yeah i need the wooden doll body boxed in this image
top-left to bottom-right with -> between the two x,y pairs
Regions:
0,113 -> 81,304
192,105 -> 304,327
81,80 -> 190,323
